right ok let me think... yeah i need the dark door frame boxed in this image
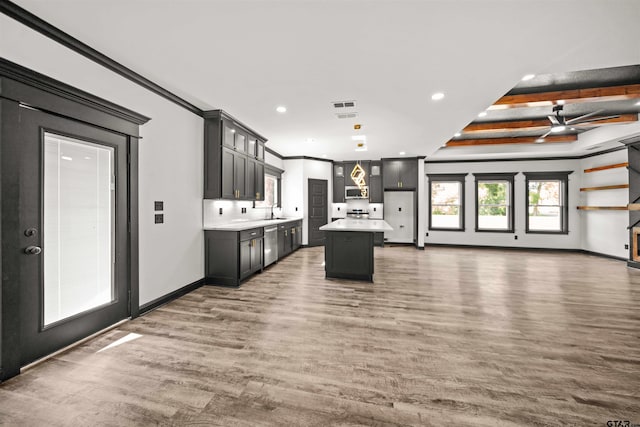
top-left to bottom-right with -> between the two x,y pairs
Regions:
307,178 -> 328,247
0,59 -> 149,381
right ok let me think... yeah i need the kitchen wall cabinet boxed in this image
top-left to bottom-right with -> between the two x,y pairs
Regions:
382,159 -> 418,189
369,160 -> 383,203
204,110 -> 267,200
205,227 -> 264,286
333,162 -> 345,203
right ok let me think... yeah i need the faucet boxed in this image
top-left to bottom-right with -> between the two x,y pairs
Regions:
270,204 -> 275,220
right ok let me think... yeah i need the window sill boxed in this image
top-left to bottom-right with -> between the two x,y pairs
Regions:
525,230 -> 569,235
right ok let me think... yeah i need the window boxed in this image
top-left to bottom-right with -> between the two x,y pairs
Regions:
254,165 -> 282,208
474,173 -> 516,232
524,171 -> 571,234
428,174 -> 467,231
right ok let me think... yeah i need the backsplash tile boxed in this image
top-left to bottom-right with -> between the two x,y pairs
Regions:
203,199 -> 283,228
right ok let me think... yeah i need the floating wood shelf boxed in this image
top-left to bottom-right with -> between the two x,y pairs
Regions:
628,204 -> 640,211
580,184 -> 629,192
577,206 -> 628,211
583,162 -> 629,173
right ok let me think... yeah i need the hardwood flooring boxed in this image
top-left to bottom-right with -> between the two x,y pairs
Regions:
1,246 -> 639,426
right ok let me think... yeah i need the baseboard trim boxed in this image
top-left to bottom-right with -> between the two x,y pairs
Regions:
139,278 -> 205,315
424,243 -> 627,262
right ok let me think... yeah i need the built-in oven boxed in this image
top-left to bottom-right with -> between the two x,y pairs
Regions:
264,226 -> 278,267
345,186 -> 369,199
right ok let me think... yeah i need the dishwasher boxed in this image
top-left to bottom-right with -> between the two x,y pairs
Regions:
264,226 -> 278,267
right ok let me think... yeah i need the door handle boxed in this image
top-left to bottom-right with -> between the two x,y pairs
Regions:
25,245 -> 42,255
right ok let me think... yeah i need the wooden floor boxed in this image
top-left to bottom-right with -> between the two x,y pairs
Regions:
1,246 -> 640,426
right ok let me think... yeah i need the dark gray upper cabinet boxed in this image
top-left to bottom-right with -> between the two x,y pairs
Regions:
333,162 -> 345,203
382,159 -> 417,189
369,160 -> 383,203
204,110 -> 267,200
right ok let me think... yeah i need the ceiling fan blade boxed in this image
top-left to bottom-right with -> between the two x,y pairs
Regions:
538,129 -> 553,139
548,115 -> 560,125
570,114 -> 621,125
565,110 -> 605,124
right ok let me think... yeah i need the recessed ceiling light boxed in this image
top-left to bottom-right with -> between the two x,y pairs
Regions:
399,151 -> 406,155
276,106 -> 287,113
454,132 -> 461,137
431,92 -> 445,101
557,99 -> 565,105
522,74 -> 535,81
351,135 -> 367,141
478,111 -> 487,118
535,138 -> 545,143
635,100 -> 640,106
305,138 -> 315,143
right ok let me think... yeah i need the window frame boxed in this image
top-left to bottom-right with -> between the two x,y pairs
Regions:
524,171 -> 572,235
427,173 -> 467,231
473,172 -> 517,233
255,164 -> 283,208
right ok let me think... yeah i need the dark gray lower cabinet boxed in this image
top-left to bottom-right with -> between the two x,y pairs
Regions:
324,231 -> 374,281
373,232 -> 384,247
277,220 -> 302,259
205,227 -> 263,286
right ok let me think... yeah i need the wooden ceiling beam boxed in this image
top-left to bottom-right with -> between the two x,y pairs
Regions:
463,114 -> 638,134
490,84 -> 640,109
446,135 -> 576,147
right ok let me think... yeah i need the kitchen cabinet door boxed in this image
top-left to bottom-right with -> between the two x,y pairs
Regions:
221,148 -> 236,199
246,158 -> 256,201
235,154 -> 247,199
382,160 -> 401,189
255,162 -> 264,201
247,135 -> 257,158
399,159 -> 418,189
369,161 -> 383,203
222,119 -> 236,150
239,239 -> 252,279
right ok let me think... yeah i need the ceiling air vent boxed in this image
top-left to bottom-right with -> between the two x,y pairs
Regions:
332,100 -> 356,109
336,112 -> 358,119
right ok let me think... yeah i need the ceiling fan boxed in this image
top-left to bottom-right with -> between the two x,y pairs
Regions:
536,105 -> 620,142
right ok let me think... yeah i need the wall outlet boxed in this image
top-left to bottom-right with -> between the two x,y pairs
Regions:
219,208 -> 223,215
154,201 -> 164,211
425,232 -> 429,237
241,207 -> 247,214
295,207 -> 298,211
625,244 -> 629,250
154,214 -> 164,224
337,207 -> 340,211
373,207 -> 377,212
514,235 -> 518,240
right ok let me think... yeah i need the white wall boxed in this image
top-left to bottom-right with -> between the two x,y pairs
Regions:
579,149 -> 629,258
282,158 -> 332,245
424,158 -> 582,250
1,15 -> 204,305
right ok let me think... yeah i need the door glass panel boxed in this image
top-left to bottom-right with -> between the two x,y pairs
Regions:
43,133 -> 115,326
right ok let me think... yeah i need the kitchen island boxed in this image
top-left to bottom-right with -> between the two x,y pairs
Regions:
319,219 -> 393,282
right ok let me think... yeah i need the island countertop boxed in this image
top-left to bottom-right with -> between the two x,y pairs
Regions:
319,218 -> 393,232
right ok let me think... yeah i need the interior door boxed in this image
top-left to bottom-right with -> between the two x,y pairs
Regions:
9,105 -> 130,367
308,179 -> 328,246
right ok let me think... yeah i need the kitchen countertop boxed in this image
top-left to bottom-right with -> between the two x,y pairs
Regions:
205,217 -> 303,231
319,218 -> 393,232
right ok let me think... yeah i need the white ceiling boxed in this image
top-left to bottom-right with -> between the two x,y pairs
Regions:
12,0 -> 640,160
